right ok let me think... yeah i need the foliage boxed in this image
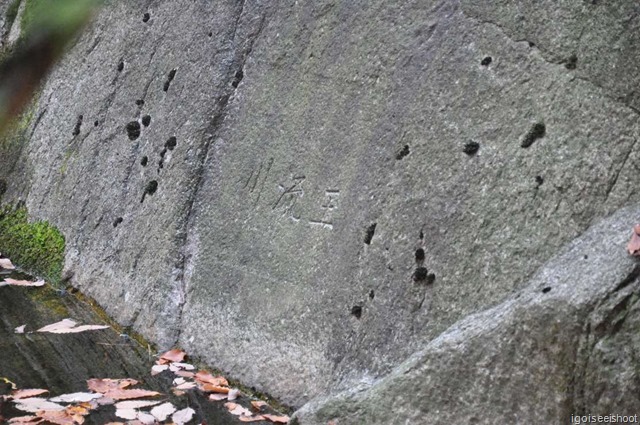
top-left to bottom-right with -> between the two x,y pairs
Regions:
0,205 -> 65,284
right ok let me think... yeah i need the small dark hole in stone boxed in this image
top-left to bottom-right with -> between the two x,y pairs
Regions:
480,56 -> 492,66
542,287 -> 552,293
528,41 -> 535,47
351,305 -> 363,319
125,121 -> 141,141
160,148 -> 167,158
141,115 -> 151,127
463,141 -> 480,155
163,82 -> 170,92
113,217 -> 123,228
521,122 -> 545,148
168,69 -> 177,81
208,31 -> 213,37
415,248 -> 425,262
141,180 -> 158,203
584,255 -> 588,260
136,99 -> 145,106
413,267 -> 429,282
535,175 -> 544,186
369,290 -> 375,300
364,223 -> 377,245
117,61 -> 124,72
419,230 -> 424,239
140,156 -> 148,167
72,115 -> 83,136
94,120 -> 99,127
232,69 -> 244,88
395,145 -> 410,160
165,136 -> 177,150
142,13 -> 150,23
145,180 -> 158,195
565,54 -> 577,70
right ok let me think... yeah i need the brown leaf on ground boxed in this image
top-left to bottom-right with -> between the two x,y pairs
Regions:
195,371 -> 228,387
158,349 -> 186,364
239,416 -> 266,422
199,384 -> 229,394
262,414 -> 290,424
628,224 -> 640,256
87,378 -> 138,393
103,389 -> 161,400
224,402 -> 253,417
250,401 -> 267,411
11,389 -> 49,399
8,416 -> 42,423
32,410 -> 75,425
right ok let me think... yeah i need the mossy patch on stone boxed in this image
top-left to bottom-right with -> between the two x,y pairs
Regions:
0,205 -> 65,284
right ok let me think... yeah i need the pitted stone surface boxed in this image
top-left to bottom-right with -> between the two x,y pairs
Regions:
2,0 -> 640,418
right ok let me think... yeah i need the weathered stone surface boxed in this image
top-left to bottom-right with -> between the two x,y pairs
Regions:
1,0 -> 640,418
294,204 -> 640,424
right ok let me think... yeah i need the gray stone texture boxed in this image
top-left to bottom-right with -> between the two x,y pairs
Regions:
2,0 -> 640,420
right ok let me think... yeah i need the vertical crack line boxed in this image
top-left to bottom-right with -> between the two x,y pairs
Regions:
604,137 -> 637,202
163,3 -> 268,348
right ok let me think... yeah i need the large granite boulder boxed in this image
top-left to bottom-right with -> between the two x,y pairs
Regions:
2,0 -> 640,417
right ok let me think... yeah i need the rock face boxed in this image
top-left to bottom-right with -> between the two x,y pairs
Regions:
295,204 -> 640,423
2,0 -> 640,419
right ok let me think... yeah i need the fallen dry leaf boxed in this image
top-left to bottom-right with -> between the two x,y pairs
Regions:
262,414 -> 290,424
239,416 -> 266,423
200,384 -> 229,394
8,415 -> 42,423
114,408 -> 137,420
174,370 -> 195,378
0,278 -> 45,287
114,400 -> 161,410
151,364 -> 168,376
0,258 -> 15,269
150,402 -> 176,422
11,389 -> 49,399
13,398 -> 65,413
87,378 -> 138,393
158,349 -> 186,364
33,410 -> 76,425
37,318 -> 109,334
251,401 -> 267,411
103,389 -> 161,400
175,381 -> 197,390
169,362 -> 195,372
628,224 -> 640,256
209,394 -> 227,401
14,325 -> 26,334
228,389 -> 239,401
224,402 -> 252,417
136,412 -> 156,425
50,392 -> 103,403
172,407 -> 195,425
195,371 -> 228,387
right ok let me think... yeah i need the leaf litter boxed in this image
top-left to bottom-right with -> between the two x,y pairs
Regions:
4,332 -> 289,423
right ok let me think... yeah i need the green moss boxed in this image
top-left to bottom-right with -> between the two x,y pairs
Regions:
0,205 -> 65,284
26,285 -> 70,317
